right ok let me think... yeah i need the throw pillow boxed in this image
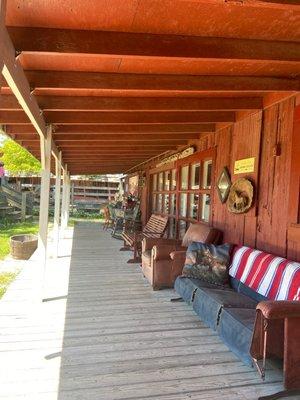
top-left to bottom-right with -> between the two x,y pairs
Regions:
182,242 -> 232,285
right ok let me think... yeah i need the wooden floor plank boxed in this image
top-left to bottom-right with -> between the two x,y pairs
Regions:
0,222 -> 284,399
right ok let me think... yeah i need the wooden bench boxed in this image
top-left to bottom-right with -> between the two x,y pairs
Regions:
121,214 -> 168,264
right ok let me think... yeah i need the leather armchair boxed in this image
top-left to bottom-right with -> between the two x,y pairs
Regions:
141,223 -> 222,290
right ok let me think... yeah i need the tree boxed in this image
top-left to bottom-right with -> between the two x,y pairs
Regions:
0,138 -> 41,175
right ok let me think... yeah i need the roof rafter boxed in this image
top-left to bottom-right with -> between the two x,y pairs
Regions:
7,26 -> 300,62
0,95 -> 263,111
6,124 -> 216,134
21,71 -> 300,92
0,110 -> 236,124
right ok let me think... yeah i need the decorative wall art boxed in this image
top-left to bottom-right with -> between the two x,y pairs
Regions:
216,167 -> 231,203
155,146 -> 195,168
227,178 -> 254,214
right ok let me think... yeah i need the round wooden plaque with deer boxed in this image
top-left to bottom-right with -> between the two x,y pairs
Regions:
227,178 -> 254,214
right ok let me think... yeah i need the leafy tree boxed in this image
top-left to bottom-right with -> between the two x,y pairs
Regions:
0,138 -> 41,175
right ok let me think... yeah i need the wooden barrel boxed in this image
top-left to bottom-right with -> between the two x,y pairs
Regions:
10,234 -> 38,260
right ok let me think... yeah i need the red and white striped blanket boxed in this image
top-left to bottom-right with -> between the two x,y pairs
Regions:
229,246 -> 300,301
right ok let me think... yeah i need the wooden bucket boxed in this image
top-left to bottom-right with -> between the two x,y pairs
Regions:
10,234 -> 38,260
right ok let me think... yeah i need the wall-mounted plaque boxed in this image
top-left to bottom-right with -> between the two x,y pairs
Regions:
216,167 -> 231,204
156,147 -> 195,168
234,157 -> 255,174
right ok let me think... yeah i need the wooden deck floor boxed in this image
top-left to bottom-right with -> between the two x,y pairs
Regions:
0,222 -> 285,399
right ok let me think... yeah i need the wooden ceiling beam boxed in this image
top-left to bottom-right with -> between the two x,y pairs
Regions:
27,145 -> 178,151
22,71 -> 300,92
55,140 -> 188,146
0,95 -> 263,111
0,110 -> 235,124
44,111 -> 235,124
63,156 -> 151,160
6,123 -> 216,134
13,133 -> 199,141
7,26 -> 300,63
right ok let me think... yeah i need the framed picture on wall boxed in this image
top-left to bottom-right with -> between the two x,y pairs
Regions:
216,167 -> 231,203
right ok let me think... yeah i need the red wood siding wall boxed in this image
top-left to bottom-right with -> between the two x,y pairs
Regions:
141,97 -> 298,261
207,97 -> 297,260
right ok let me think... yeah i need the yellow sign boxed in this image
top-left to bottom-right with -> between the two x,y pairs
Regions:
234,157 -> 255,174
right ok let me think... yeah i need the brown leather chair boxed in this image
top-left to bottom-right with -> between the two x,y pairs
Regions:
141,223 -> 222,290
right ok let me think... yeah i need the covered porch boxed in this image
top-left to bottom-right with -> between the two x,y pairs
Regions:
0,1 -> 300,399
0,222 -> 284,399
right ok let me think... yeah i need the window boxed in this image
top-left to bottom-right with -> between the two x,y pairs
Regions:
163,194 -> 169,214
181,166 -> 189,189
189,193 -> 199,219
171,169 -> 177,190
203,160 -> 212,189
149,149 -> 214,238
158,172 -> 164,191
170,193 -> 176,215
179,193 -> 188,217
157,194 -> 162,212
190,163 -> 200,189
150,167 -> 176,221
164,170 -> 170,191
201,194 -> 211,222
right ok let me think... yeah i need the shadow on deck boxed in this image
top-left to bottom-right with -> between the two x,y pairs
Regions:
56,222 -> 283,400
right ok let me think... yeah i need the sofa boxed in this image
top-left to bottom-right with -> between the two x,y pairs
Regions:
174,245 -> 300,390
141,223 -> 222,290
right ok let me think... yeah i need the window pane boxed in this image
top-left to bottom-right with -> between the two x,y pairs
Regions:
179,193 -> 188,217
189,193 -> 199,220
203,160 -> 212,189
171,169 -> 177,190
201,194 -> 211,222
170,193 -> 176,215
190,163 -> 200,189
157,194 -> 163,212
181,166 -> 189,189
152,174 -> 157,191
163,194 -> 169,214
169,218 -> 176,238
164,170 -> 170,191
158,172 -> 164,191
152,194 -> 156,212
178,220 -> 187,239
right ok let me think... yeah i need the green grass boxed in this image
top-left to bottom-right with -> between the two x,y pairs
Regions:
0,221 -> 39,260
0,272 -> 17,298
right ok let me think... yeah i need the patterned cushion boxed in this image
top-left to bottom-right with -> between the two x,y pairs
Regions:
182,242 -> 232,285
229,246 -> 300,301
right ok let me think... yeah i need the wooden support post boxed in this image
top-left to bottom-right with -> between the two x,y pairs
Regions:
66,172 -> 71,226
38,125 -> 52,264
61,166 -> 68,230
21,192 -> 27,222
53,151 -> 62,257
70,181 -> 74,216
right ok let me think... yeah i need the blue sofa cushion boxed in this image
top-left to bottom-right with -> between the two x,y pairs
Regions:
192,287 -> 257,330
174,276 -> 217,303
238,281 -> 268,303
217,307 -> 256,366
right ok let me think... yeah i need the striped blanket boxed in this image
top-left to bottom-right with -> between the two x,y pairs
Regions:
229,246 -> 300,301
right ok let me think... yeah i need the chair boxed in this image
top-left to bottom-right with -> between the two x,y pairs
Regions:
121,214 -> 168,264
141,222 -> 222,290
102,206 -> 113,231
112,203 -> 141,239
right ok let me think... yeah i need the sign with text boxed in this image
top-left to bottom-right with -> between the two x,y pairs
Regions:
234,157 -> 255,174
